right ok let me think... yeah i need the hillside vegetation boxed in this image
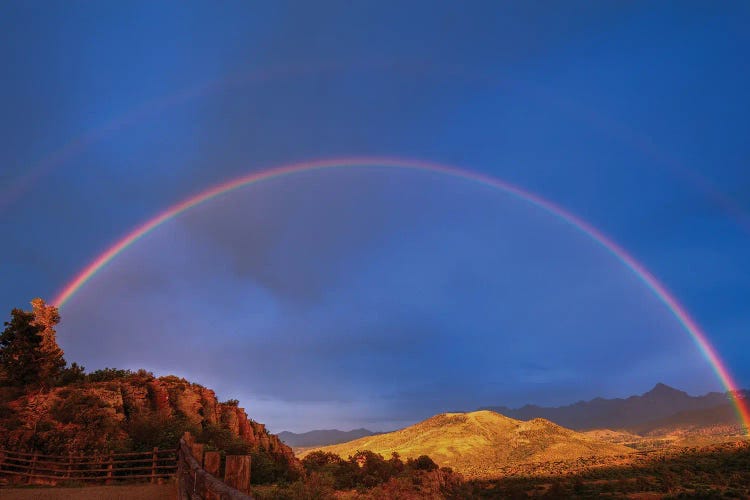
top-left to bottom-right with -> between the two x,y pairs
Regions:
467,440 -> 750,498
301,410 -> 633,478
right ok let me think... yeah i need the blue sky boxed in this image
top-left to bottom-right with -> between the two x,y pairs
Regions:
1,1 -> 749,432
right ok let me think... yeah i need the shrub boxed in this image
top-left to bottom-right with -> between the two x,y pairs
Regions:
407,454 -> 439,471
58,362 -> 86,385
86,368 -> 135,382
127,413 -> 199,451
251,449 -> 299,484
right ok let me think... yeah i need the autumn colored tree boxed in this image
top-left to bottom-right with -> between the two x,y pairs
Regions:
0,298 -> 66,388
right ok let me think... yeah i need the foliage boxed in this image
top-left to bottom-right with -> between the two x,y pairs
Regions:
0,385 -> 132,454
251,448 -> 300,484
280,442 -> 750,498
0,299 -> 66,388
251,472 -> 335,499
221,398 -> 240,406
127,413 -> 199,451
407,454 -> 439,471
58,362 -> 86,385
300,448 -> 461,493
301,450 -> 357,489
86,368 -> 136,382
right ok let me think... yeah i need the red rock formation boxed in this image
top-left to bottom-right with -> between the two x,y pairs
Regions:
0,373 -> 299,473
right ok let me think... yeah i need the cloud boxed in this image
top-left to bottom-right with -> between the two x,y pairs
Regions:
175,170 -> 421,303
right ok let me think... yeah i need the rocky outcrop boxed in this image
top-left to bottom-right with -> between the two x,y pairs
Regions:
218,404 -> 297,463
0,373 -> 299,473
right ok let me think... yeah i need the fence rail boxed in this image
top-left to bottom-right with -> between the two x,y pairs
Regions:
0,447 -> 177,485
1,433 -> 255,498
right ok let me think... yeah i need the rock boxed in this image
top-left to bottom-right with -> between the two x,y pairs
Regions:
0,373 -> 300,474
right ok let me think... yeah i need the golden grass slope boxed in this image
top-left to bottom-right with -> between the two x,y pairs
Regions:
299,410 -> 634,478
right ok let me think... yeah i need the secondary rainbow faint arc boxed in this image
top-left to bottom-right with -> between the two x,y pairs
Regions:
51,156 -> 750,431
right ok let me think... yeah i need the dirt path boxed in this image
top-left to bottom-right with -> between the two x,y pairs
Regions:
0,484 -> 176,499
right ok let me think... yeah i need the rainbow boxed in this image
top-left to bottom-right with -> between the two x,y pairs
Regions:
52,156 -> 749,431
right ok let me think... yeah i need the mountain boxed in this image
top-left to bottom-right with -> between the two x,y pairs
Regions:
481,383 -> 738,432
279,428 -> 379,448
632,402 -> 744,437
299,410 -> 633,478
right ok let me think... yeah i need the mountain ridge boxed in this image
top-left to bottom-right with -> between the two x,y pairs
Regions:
278,428 -> 379,448
284,384 -> 745,450
480,383 -> 741,432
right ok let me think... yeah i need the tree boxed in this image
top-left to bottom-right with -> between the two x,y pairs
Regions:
0,298 -> 66,388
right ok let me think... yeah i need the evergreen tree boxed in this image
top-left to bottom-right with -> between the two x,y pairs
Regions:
0,298 -> 66,388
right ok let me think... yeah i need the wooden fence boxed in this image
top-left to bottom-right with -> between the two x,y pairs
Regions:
0,432 -> 254,498
0,447 -> 177,485
177,433 -> 252,499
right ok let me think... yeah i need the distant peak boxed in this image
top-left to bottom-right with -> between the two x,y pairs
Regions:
652,382 -> 674,390
645,383 -> 686,397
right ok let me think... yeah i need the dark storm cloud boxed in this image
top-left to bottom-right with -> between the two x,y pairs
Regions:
175,170 -> 434,303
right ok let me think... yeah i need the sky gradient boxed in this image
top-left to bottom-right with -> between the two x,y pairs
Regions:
1,1 -> 749,432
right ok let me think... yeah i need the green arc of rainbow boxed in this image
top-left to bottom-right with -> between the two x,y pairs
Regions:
52,156 -> 750,431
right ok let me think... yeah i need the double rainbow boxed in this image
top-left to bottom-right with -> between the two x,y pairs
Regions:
52,157 -> 749,430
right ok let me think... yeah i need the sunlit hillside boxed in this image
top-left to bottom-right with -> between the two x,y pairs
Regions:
300,410 -> 633,478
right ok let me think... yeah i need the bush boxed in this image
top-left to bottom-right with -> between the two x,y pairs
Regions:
127,413 -> 199,451
251,449 -> 298,484
407,454 -> 439,471
58,362 -> 86,385
86,368 -> 135,382
302,451 -> 344,470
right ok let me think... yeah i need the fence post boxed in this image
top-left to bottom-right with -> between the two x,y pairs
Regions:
105,451 -> 114,485
190,443 -> 204,467
65,451 -> 73,480
151,447 -> 158,484
182,431 -> 194,446
176,444 -> 186,500
204,451 -> 220,476
27,451 -> 38,484
224,455 -> 251,494
203,451 -> 221,500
